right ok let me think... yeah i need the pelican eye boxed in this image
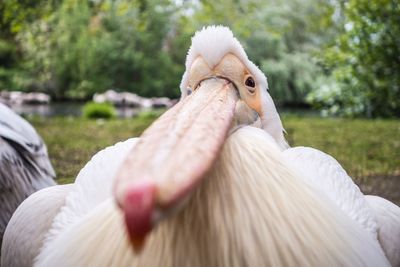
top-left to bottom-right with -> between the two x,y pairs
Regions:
245,76 -> 255,88
244,75 -> 256,94
187,87 -> 192,95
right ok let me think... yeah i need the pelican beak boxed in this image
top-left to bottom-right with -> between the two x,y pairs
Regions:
114,77 -> 238,250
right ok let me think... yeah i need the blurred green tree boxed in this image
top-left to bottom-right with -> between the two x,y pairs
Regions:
310,0 -> 400,117
18,0 -> 183,99
0,0 -> 62,91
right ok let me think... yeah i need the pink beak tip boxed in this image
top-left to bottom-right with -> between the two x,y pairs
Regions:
123,180 -> 156,243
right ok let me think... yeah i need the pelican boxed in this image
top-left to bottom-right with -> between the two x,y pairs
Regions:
0,103 -> 56,254
2,26 -> 399,267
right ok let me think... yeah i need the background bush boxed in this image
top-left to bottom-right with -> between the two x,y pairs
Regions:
82,102 -> 116,119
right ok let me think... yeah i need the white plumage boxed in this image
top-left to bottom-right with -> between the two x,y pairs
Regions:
3,129 -> 392,267
366,195 -> 400,266
1,184 -> 72,267
283,147 -> 378,237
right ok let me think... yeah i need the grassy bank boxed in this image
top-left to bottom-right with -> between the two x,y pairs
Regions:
29,114 -> 400,204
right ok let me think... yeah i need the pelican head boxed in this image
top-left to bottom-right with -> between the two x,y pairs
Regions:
180,26 -> 286,146
114,25 -> 286,250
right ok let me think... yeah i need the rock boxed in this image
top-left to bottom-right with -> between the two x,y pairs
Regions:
94,90 -> 141,107
0,91 -> 51,105
141,98 -> 153,108
120,92 -> 142,107
92,93 -> 107,104
93,89 -> 174,108
23,93 -> 51,104
150,97 -> 174,108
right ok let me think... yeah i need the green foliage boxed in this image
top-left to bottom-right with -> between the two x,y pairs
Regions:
316,0 -> 400,117
82,101 -> 116,119
261,51 -> 321,104
306,77 -> 367,117
0,0 -> 61,34
0,0 -> 62,91
17,0 -> 183,99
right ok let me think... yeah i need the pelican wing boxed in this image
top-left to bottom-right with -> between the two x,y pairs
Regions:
0,138 -> 56,246
283,146 -> 378,237
1,184 -> 73,267
35,138 -> 139,266
366,195 -> 400,266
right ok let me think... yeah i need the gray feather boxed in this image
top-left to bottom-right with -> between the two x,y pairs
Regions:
0,103 -> 56,251
0,103 -> 56,178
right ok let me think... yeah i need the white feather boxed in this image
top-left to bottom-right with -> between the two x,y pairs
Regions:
366,195 -> 400,266
1,184 -> 73,267
283,146 -> 379,237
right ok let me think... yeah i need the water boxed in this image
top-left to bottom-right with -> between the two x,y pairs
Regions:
6,102 -> 318,118
7,102 -> 143,118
